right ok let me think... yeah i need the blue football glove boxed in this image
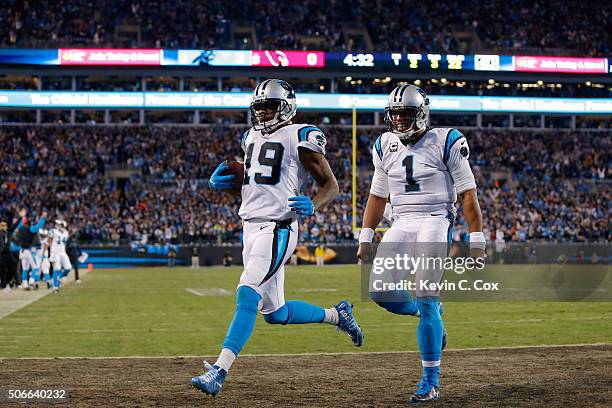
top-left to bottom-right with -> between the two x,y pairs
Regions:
288,196 -> 315,216
208,162 -> 236,191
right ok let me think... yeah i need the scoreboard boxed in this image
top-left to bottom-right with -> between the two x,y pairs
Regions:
329,52 -> 516,72
0,49 -> 608,75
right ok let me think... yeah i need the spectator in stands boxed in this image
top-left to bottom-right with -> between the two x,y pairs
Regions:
0,126 -> 608,244
0,0 -> 608,56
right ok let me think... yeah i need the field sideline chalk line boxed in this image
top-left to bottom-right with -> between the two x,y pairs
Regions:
2,342 -> 610,360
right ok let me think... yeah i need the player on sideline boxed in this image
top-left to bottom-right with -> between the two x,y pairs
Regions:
38,229 -> 52,288
357,85 -> 485,403
191,79 -> 364,396
13,209 -> 47,290
49,220 -> 72,293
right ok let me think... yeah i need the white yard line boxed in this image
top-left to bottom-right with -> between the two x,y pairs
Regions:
185,288 -> 205,296
185,288 -> 232,296
2,342 -> 610,360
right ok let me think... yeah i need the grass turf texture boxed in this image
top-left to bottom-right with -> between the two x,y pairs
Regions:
1,265 -> 611,358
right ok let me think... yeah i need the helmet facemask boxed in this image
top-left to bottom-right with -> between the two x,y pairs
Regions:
250,98 -> 295,134
384,106 -> 427,141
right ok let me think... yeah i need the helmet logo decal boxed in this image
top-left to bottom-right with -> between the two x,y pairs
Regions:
278,80 -> 295,98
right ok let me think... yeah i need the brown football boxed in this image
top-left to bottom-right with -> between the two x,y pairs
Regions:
222,160 -> 245,195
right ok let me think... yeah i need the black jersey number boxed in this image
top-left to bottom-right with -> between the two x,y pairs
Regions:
244,142 -> 284,186
402,155 -> 420,192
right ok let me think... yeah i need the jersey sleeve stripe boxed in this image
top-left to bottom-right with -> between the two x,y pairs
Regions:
443,128 -> 465,164
297,125 -> 320,142
241,129 -> 249,144
374,136 -> 383,161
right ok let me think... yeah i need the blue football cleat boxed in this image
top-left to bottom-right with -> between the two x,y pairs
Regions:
191,361 -> 227,396
335,300 -> 364,347
410,382 -> 441,403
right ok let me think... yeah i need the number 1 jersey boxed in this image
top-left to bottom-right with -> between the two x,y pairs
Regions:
238,123 -> 326,221
370,127 -> 477,218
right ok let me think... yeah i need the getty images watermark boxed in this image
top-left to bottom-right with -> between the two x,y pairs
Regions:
361,242 -> 611,302
369,252 -> 496,294
371,252 -> 493,291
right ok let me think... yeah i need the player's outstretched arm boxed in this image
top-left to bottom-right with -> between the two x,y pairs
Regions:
459,188 -> 485,258
357,194 -> 387,262
297,147 -> 339,211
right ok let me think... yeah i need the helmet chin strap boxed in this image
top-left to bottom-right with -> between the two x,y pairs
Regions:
397,126 -> 426,144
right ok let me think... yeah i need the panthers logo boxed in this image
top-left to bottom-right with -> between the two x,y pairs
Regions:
417,88 -> 430,105
278,80 -> 296,99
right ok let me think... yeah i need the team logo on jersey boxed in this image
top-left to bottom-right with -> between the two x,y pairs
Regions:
460,143 -> 469,157
389,142 -> 398,152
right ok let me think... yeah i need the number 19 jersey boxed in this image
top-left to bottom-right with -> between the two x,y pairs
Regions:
238,123 -> 326,221
370,127 -> 477,218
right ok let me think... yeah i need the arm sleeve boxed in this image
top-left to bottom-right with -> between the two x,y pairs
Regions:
369,145 -> 389,198
30,217 -> 46,233
446,137 -> 477,194
297,125 -> 326,155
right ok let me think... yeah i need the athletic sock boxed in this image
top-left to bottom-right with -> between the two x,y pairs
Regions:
52,270 -> 60,288
417,297 -> 443,387
323,307 -> 339,325
219,285 -> 261,371
214,348 -> 236,372
422,364 -> 440,387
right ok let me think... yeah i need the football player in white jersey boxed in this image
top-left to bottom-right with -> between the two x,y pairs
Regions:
49,220 -> 72,292
38,228 -> 52,289
14,208 -> 46,290
192,79 -> 364,397
357,85 -> 485,403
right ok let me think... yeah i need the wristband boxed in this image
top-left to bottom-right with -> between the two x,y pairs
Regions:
359,228 -> 375,244
469,232 -> 486,250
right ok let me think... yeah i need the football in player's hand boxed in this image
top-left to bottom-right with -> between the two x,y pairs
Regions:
222,160 -> 244,195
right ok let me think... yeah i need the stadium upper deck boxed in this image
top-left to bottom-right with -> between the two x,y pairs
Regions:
1,0 -> 610,56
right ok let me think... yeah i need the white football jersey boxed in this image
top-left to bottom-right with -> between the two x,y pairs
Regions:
370,127 -> 476,217
50,228 -> 69,255
238,123 -> 326,220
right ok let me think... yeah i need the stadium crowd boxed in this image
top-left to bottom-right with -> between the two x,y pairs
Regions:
0,125 -> 608,245
1,0 -> 609,56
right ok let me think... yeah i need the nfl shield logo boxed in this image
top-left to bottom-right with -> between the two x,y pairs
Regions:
390,142 -> 398,152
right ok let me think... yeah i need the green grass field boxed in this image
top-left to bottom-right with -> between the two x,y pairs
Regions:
1,265 -> 611,358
